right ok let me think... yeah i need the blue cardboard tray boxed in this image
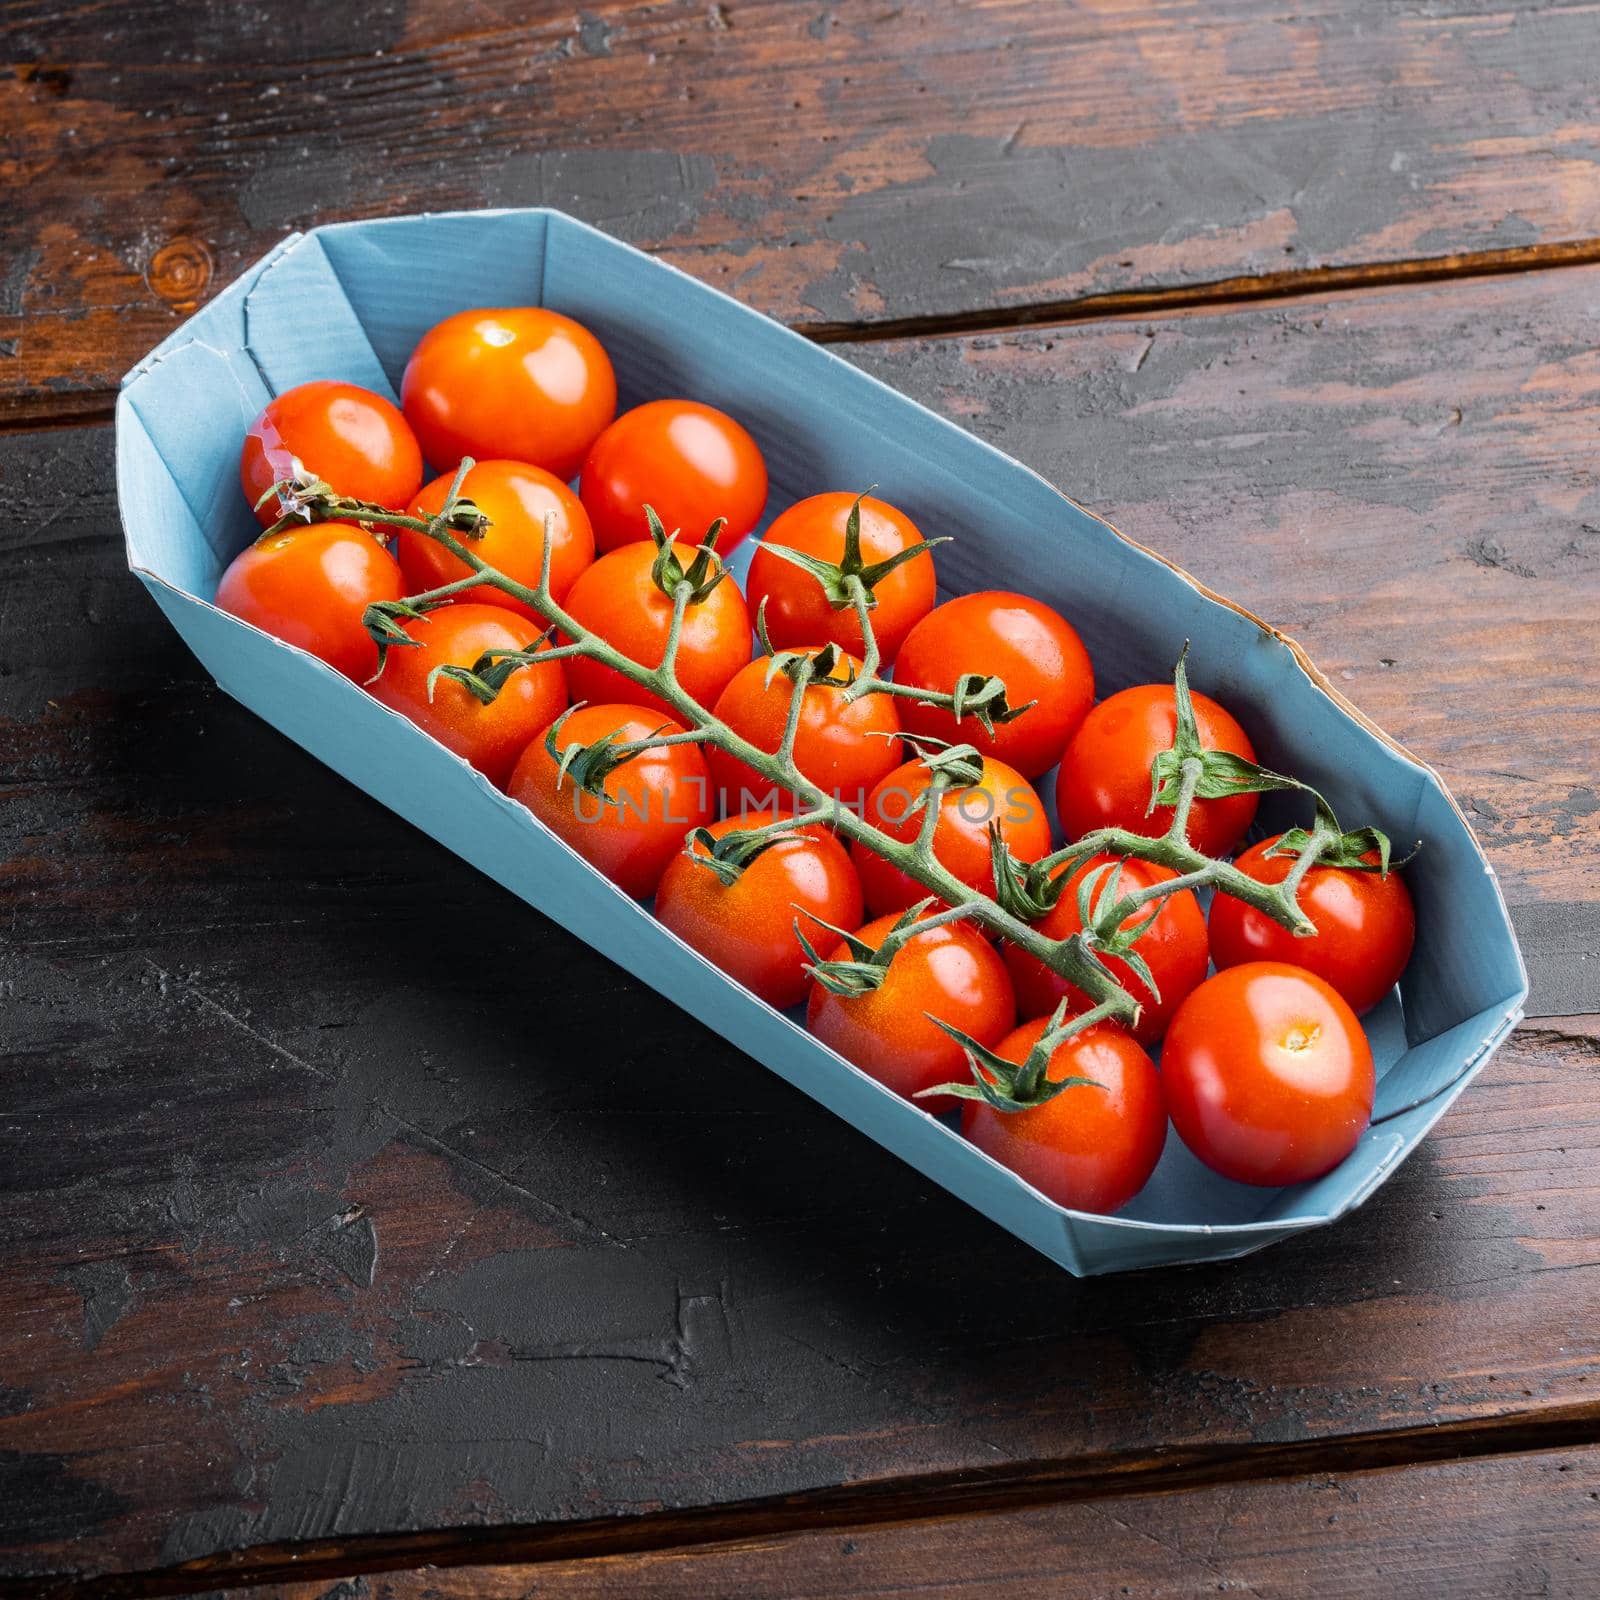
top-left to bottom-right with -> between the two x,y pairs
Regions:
114,208 -> 1527,1276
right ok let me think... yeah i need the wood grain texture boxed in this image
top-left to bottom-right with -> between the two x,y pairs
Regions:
2,259 -> 1599,1588
6,0 -> 1600,417
240,1445 -> 1600,1600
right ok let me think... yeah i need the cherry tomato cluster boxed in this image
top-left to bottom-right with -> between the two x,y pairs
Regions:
218,304 -> 1418,1222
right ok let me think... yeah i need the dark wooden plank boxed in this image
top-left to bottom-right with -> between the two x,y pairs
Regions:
4,262 -> 1600,1588
7,0 -> 1600,418
6,998 -> 1600,1594
244,1445 -> 1600,1600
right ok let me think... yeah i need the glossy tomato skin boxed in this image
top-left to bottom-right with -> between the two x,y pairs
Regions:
705,651 -> 903,815
367,604 -> 567,789
399,460 -> 595,620
1209,836 -> 1416,1015
401,308 -> 616,479
1004,854 -> 1209,1044
807,913 -> 1015,1113
1056,683 -> 1259,857
562,542 -> 752,721
655,817 -> 863,1008
895,592 -> 1095,779
215,523 -> 404,682
962,1018 -> 1166,1215
745,492 -> 938,665
509,705 -> 714,899
853,756 -> 1052,917
1162,962 -> 1374,1187
241,381 -> 422,527
580,400 -> 768,554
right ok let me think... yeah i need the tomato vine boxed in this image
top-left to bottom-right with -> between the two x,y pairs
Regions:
260,460 -> 1404,1104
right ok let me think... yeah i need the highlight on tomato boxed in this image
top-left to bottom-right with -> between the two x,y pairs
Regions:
398,459 -> 595,619
705,646 -> 903,815
804,906 -> 1016,1114
561,516 -> 753,721
1209,834 -> 1416,1015
1056,675 -> 1260,857
1002,853 -> 1209,1045
949,1013 -> 1167,1216
745,491 -> 940,664
508,704 -> 714,900
894,591 -> 1095,779
214,523 -> 404,682
241,380 -> 422,527
401,307 -> 616,479
580,399 -> 768,555
852,751 -> 1052,917
655,816 -> 863,1009
366,603 -> 567,789
1162,961 -> 1375,1188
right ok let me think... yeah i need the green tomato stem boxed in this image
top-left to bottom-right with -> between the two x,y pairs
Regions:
844,575 -> 881,687
301,472 -> 1329,1030
775,657 -> 813,770
1164,756 -> 1204,846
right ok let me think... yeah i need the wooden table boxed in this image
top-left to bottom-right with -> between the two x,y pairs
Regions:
4,3 -> 1599,1595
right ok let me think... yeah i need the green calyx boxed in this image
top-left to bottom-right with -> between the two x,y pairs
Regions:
647,505 -> 729,604
684,820 -> 808,887
361,596 -> 446,680
1147,644 -> 1306,824
1266,791 -> 1406,876
988,837 -> 1161,1009
988,828 -> 1067,921
1074,859 -> 1163,1002
761,639 -> 857,691
544,703 -> 653,796
904,734 -> 986,792
753,487 -> 948,612
797,898 -> 940,996
942,672 -> 1037,736
427,638 -> 555,706
918,1000 -> 1109,1112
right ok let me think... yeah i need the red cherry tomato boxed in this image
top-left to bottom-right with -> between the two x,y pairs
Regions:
1003,854 -> 1209,1044
1056,682 -> 1259,857
745,492 -> 938,664
401,308 -> 616,479
367,603 -> 567,789
705,651 -> 903,815
854,756 -> 1052,917
241,381 -> 422,527
1162,962 -> 1375,1187
561,542 -> 752,722
509,704 -> 714,900
1209,836 -> 1416,1014
895,592 -> 1095,779
806,912 -> 1015,1113
398,460 -> 595,620
580,399 -> 768,554
215,523 -> 403,682
655,817 -> 864,1009
962,1018 -> 1166,1215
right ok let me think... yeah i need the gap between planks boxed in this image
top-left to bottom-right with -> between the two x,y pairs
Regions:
801,235 -> 1600,343
18,1402 -> 1600,1600
7,237 -> 1600,438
